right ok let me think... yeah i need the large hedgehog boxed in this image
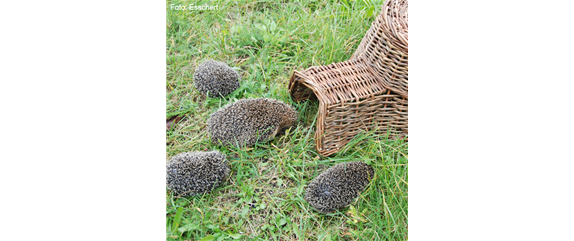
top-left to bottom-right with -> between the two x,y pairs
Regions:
166,151 -> 230,197
193,59 -> 240,97
207,98 -> 298,147
304,161 -> 375,213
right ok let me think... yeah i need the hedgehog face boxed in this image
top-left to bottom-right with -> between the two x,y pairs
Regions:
304,161 -> 374,213
166,151 -> 230,197
193,60 -> 240,98
207,98 -> 298,147
275,125 -> 295,138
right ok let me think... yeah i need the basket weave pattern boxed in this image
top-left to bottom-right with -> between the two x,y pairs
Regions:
354,0 -> 408,97
289,0 -> 408,156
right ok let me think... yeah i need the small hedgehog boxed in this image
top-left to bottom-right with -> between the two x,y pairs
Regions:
207,98 -> 298,147
166,151 -> 230,197
193,59 -> 240,97
304,161 -> 375,213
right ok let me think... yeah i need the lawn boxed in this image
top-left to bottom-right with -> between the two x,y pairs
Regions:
166,0 -> 408,240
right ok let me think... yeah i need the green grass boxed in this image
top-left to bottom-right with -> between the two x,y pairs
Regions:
166,0 -> 407,240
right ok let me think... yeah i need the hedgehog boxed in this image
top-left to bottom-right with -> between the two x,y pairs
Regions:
207,98 -> 298,147
166,151 -> 230,197
193,59 -> 240,97
304,161 -> 375,213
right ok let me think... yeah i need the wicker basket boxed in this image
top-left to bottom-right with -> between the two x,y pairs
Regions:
289,0 -> 408,156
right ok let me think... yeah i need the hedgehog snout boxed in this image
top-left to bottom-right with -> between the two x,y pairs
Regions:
277,126 -> 292,136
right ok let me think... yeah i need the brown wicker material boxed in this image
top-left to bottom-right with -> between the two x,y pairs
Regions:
289,0 -> 408,156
